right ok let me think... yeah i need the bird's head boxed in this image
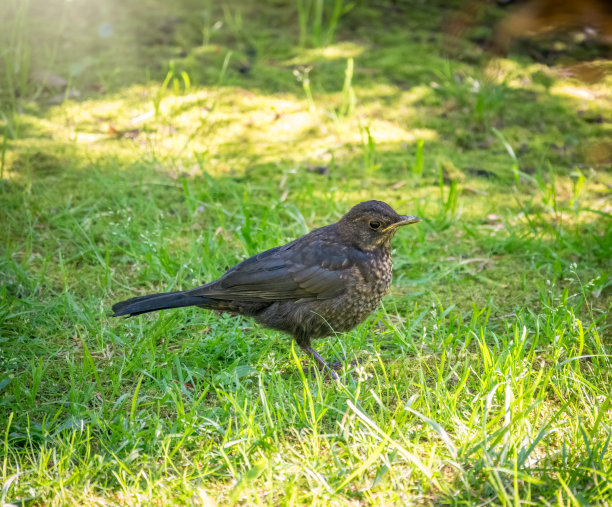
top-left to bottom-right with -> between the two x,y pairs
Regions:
337,200 -> 420,250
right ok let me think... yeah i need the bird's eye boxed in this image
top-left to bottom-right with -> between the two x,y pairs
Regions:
369,220 -> 381,230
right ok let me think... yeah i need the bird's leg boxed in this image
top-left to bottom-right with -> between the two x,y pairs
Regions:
299,344 -> 340,381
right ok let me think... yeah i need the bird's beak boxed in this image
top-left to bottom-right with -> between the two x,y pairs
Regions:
382,215 -> 421,232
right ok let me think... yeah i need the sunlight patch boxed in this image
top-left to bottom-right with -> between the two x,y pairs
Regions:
289,42 -> 366,63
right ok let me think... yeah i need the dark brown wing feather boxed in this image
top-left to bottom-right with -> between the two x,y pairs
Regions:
189,225 -> 364,302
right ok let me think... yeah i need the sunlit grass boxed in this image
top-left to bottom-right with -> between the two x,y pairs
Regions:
1,0 -> 611,504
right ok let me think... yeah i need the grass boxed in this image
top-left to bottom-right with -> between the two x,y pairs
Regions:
1,0 -> 611,504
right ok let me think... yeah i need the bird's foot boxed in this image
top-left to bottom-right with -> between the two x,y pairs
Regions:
334,357 -> 364,368
301,345 -> 340,381
306,365 -> 340,381
330,359 -> 362,382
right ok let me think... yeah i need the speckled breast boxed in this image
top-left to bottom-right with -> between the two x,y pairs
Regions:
315,248 -> 393,334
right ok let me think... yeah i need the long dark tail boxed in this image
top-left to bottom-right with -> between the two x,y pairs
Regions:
112,291 -> 211,317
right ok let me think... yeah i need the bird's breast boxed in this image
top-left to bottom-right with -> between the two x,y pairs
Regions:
358,248 -> 393,300
321,249 -> 393,332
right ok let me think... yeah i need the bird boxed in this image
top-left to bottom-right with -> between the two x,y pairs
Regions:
112,200 -> 421,380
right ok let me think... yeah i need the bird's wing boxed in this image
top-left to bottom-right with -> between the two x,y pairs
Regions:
191,229 -> 363,301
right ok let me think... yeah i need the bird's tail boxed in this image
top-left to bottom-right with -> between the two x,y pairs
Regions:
112,291 -> 210,317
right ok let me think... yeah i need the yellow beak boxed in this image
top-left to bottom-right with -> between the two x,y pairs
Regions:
382,215 -> 421,233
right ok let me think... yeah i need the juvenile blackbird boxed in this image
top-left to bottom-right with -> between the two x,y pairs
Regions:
112,200 -> 420,379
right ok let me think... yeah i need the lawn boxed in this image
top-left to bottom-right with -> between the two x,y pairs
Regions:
1,0 -> 611,504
